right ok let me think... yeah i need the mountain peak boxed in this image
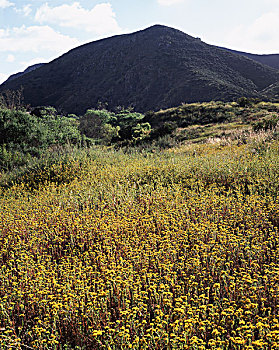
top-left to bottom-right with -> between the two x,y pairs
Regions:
143,24 -> 178,31
135,24 -> 195,40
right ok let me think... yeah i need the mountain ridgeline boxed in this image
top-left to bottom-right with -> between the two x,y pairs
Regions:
1,25 -> 279,114
5,63 -> 45,83
220,48 -> 279,70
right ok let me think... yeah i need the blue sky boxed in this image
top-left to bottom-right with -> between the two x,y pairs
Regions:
1,0 -> 279,83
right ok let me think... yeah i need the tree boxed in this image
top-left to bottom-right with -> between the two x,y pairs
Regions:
237,97 -> 252,107
0,106 -> 83,166
79,109 -> 113,139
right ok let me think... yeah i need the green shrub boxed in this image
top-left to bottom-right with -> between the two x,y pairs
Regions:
0,107 -> 83,170
79,108 -> 150,144
253,115 -> 279,132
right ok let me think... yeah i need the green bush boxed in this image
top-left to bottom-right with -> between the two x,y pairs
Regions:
79,108 -> 150,144
0,107 -> 83,170
79,109 -> 115,140
253,115 -> 279,132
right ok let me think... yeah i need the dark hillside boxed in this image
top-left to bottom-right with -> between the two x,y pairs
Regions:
1,25 -> 279,113
220,47 -> 279,70
5,63 -> 45,83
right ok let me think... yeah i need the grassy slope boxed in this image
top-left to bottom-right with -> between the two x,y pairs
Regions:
143,101 -> 279,147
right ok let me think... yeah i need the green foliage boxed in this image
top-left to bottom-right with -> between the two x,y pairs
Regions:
253,115 -> 279,132
144,101 -> 279,145
150,121 -> 177,139
0,88 -> 24,110
102,123 -> 120,144
0,108 -> 37,147
79,109 -> 114,140
79,107 -> 150,144
131,122 -> 151,141
0,107 -> 83,170
237,97 -> 260,107
16,156 -> 85,191
145,102 -> 237,131
0,145 -> 91,191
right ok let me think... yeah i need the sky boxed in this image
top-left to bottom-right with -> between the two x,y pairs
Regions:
1,0 -> 279,83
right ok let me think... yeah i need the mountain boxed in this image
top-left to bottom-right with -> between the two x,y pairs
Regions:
220,47 -> 279,70
261,81 -> 279,100
1,25 -> 279,114
5,63 -> 45,83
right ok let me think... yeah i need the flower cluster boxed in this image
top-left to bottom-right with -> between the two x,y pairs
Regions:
1,142 -> 279,349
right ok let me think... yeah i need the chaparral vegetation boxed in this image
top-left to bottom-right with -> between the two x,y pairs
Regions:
1,98 -> 279,349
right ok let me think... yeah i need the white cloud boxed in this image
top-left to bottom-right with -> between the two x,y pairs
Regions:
35,2 -> 122,36
0,25 -> 80,55
264,0 -> 279,4
227,12 -> 279,53
0,72 -> 9,84
0,0 -> 14,8
6,54 -> 15,62
22,4 -> 32,16
14,3 -> 32,16
20,57 -> 49,69
157,0 -> 186,6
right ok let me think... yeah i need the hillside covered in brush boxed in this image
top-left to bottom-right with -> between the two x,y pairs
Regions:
221,47 -> 279,70
1,25 -> 279,114
5,63 -> 45,83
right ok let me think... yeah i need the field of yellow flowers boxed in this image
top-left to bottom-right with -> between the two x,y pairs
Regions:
1,141 -> 279,349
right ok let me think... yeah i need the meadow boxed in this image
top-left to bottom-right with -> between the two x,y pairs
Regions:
1,132 -> 279,349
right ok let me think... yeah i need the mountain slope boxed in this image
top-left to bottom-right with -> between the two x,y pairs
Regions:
1,25 -> 279,114
5,63 -> 45,83
220,47 -> 279,70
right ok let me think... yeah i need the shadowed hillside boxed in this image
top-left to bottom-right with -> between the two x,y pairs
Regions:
5,63 -> 45,83
1,25 -> 279,114
221,47 -> 279,70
